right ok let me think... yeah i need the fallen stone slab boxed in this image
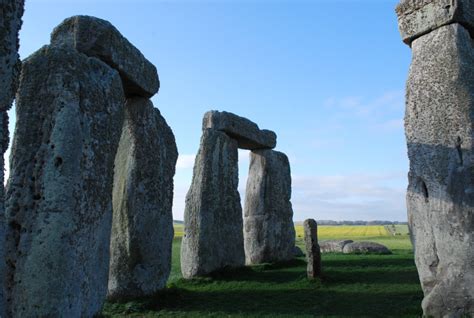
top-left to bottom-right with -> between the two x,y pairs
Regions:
304,219 -> 321,279
342,242 -> 391,255
203,111 -> 276,150
244,149 -> 295,265
5,45 -> 124,317
319,240 -> 354,253
108,97 -> 177,299
181,128 -> 245,278
396,0 -> 474,45
51,15 -> 159,97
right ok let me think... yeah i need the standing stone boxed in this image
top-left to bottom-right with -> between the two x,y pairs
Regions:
181,129 -> 245,278
303,219 -> 321,279
397,2 -> 474,315
0,1 -> 24,315
244,149 -> 296,265
5,45 -> 124,317
108,97 -> 177,299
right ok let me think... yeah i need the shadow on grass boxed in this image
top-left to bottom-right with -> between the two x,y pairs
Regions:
103,253 -> 423,317
104,286 -> 423,317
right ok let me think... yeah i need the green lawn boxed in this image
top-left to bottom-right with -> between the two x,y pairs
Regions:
103,228 -> 423,317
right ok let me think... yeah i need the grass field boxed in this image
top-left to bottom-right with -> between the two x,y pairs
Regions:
102,225 -> 422,317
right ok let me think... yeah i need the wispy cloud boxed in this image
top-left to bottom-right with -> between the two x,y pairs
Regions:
291,173 -> 407,222
323,90 -> 404,128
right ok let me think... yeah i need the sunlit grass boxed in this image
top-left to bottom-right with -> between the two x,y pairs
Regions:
103,224 -> 420,317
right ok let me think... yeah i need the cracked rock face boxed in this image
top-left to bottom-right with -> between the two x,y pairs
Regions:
243,149 -> 295,265
5,45 -> 124,317
51,15 -> 159,98
181,129 -> 245,278
303,219 -> 321,279
403,23 -> 474,317
108,97 -> 177,299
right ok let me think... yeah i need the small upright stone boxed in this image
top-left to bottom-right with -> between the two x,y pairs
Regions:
51,15 -> 159,97
203,111 -> 276,150
108,98 -> 177,299
181,129 -> 245,278
303,219 -> 321,279
5,45 -> 124,317
244,149 -> 295,265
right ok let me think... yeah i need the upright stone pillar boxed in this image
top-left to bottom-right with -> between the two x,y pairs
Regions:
108,97 -> 177,299
5,45 -> 124,317
244,149 -> 295,265
181,128 -> 244,278
303,219 -> 321,279
0,1 -> 24,315
397,1 -> 474,316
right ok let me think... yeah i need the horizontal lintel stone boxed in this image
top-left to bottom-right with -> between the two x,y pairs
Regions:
203,110 -> 276,150
396,0 -> 474,45
51,15 -> 159,98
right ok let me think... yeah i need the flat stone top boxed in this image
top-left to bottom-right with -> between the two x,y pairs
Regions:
396,0 -> 474,45
203,110 -> 276,150
51,15 -> 159,98
396,0 -> 436,15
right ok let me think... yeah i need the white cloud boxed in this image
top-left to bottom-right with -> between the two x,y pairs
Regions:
176,154 -> 196,169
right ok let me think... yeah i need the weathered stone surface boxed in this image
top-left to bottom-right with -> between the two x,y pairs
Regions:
293,246 -> 304,257
403,23 -> 474,317
108,97 -> 177,299
203,111 -> 276,150
5,45 -> 124,317
303,219 -> 321,279
243,149 -> 295,265
181,129 -> 245,278
396,0 -> 474,45
51,15 -> 159,97
0,0 -> 24,112
0,2 -> 24,313
319,240 -> 354,253
342,242 -> 391,255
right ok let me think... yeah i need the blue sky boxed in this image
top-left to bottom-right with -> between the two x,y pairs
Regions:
7,0 -> 412,221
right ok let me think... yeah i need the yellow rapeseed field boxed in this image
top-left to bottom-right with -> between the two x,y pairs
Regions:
295,225 -> 390,239
173,223 -> 390,239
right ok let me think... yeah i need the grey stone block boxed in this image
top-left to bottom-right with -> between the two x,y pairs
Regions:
244,149 -> 295,265
181,129 -> 245,278
5,45 -> 124,317
108,97 -> 177,299
51,15 -> 159,97
203,110 -> 276,150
